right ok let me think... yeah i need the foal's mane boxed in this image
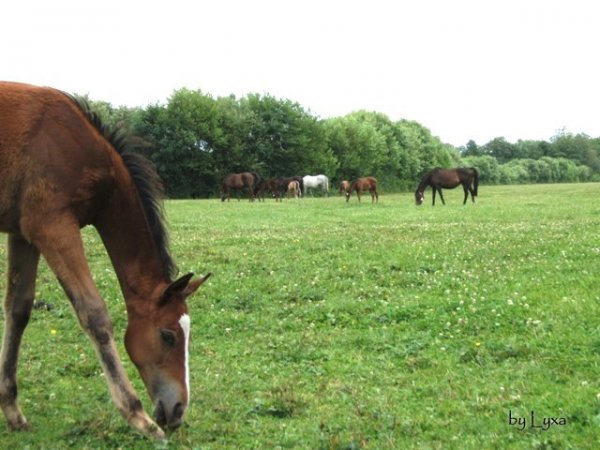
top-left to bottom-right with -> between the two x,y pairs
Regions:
68,94 -> 176,279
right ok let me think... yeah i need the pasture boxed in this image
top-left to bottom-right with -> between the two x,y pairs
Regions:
1,183 -> 599,449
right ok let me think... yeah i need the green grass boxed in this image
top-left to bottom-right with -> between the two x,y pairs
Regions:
1,183 -> 600,449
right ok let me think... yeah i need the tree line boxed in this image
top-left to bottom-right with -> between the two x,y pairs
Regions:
86,88 -> 599,198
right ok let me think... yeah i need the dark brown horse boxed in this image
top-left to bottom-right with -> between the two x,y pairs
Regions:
0,82 -> 212,438
345,177 -> 378,203
415,167 -> 479,206
220,172 -> 261,201
254,178 -> 275,201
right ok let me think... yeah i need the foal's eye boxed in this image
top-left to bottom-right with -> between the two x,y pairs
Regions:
160,330 -> 177,347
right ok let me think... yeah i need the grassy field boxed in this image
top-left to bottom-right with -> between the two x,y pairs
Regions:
1,183 -> 599,449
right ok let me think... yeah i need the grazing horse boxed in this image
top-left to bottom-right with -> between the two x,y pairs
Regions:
302,174 -> 329,196
0,82 -> 212,438
346,177 -> 379,203
338,180 -> 350,196
287,180 -> 302,199
220,172 -> 261,202
415,167 -> 479,206
272,177 -> 301,202
255,178 -> 275,201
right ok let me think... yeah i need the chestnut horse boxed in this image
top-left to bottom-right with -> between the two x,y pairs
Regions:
220,172 -> 261,201
345,177 -> 379,203
415,167 -> 479,206
0,82 -> 212,438
287,180 -> 302,199
338,180 -> 350,196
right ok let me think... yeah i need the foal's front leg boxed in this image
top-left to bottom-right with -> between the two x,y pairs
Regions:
0,234 -> 40,430
26,217 -> 164,438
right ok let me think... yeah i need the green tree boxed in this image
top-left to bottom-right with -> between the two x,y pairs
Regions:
137,88 -> 218,198
240,93 -> 337,178
461,139 -> 481,156
482,137 -> 517,163
462,155 -> 500,184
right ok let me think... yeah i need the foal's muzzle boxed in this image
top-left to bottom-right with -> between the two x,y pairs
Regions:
154,399 -> 185,430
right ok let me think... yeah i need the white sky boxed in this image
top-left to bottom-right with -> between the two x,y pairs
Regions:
3,0 -> 599,147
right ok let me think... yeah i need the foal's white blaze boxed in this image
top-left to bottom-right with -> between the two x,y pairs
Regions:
178,314 -> 191,404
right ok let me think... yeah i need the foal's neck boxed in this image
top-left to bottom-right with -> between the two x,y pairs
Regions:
94,173 -> 170,304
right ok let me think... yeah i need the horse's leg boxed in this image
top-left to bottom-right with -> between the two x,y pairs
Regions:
25,217 -> 164,438
373,188 -> 379,203
0,234 -> 40,430
357,190 -> 361,202
432,187 -> 437,206
438,188 -> 446,205
463,184 -> 469,205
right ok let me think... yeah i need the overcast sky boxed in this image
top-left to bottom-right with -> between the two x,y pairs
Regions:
3,0 -> 599,147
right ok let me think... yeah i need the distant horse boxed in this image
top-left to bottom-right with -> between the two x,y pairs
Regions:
272,177 -> 302,201
0,82 -> 212,438
339,180 -> 350,196
303,174 -> 329,196
255,178 -> 275,201
287,180 -> 302,199
415,167 -> 479,206
220,172 -> 261,202
346,177 -> 379,203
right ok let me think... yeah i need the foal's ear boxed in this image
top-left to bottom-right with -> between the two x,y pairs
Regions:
183,272 -> 212,296
161,272 -> 212,304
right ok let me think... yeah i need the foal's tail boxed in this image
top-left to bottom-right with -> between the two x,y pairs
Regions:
471,167 -> 479,196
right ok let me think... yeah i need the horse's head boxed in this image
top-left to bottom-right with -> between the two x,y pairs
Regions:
124,272 -> 211,430
345,187 -> 352,202
415,190 -> 424,205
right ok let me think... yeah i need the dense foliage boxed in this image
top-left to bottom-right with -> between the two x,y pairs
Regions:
86,90 -> 599,198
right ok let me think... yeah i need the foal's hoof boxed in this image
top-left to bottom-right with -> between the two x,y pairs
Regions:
129,412 -> 165,440
8,415 -> 29,431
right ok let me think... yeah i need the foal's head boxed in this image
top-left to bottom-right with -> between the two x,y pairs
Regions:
124,272 -> 211,430
415,190 -> 425,205
344,185 -> 352,201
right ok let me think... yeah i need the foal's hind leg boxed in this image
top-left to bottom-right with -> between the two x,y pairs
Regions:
24,217 -> 164,438
462,185 -> 469,205
0,234 -> 40,430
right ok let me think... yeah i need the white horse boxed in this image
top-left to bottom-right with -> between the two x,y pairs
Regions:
302,174 -> 329,196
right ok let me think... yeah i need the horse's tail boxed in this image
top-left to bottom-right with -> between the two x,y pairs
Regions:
251,172 -> 261,191
471,167 -> 479,196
